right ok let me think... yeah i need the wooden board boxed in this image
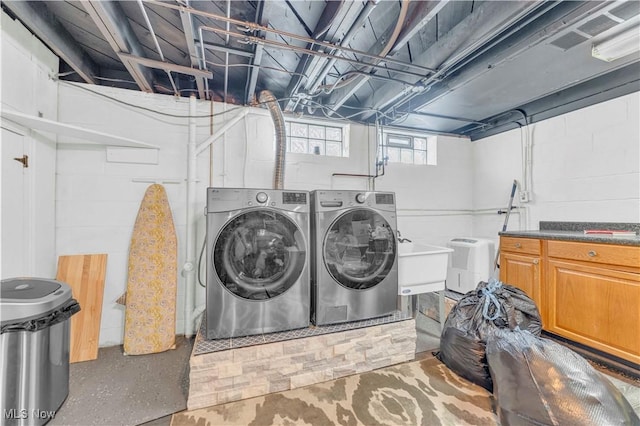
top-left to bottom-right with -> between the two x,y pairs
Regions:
56,254 -> 108,363
123,184 -> 177,355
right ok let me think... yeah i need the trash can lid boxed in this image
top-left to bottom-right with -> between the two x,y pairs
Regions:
1,278 -> 73,324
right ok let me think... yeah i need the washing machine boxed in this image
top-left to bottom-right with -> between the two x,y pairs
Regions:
311,190 -> 398,325
205,188 -> 310,339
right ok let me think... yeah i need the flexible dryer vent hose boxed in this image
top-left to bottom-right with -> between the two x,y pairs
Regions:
259,90 -> 286,189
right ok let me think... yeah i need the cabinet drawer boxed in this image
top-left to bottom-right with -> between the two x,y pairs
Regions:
547,240 -> 640,268
500,236 -> 541,255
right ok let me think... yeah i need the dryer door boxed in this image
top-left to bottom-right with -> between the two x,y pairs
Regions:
324,208 -> 395,290
213,209 -> 306,300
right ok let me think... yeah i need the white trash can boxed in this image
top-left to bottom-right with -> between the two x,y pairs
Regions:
1,278 -> 80,426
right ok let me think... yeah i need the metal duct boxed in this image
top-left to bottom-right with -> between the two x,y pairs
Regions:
259,90 -> 286,189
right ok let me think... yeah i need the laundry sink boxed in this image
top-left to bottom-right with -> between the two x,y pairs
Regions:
397,242 -> 453,295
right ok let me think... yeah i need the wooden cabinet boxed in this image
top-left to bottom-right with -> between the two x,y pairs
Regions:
500,235 -> 640,365
499,237 -> 543,321
546,241 -> 640,365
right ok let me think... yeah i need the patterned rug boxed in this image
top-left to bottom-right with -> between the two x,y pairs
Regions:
171,355 -> 497,426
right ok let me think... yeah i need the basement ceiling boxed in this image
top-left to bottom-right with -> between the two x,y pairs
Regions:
2,0 -> 640,139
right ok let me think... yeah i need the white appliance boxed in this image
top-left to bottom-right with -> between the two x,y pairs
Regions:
445,238 -> 495,294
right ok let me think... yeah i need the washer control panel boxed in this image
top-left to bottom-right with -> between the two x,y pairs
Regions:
256,192 -> 268,203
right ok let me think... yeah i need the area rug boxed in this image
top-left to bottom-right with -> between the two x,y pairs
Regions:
170,356 -> 497,426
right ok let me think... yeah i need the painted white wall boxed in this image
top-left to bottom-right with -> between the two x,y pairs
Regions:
54,82 -> 472,346
375,135 -> 474,247
1,11 -> 58,279
472,91 -> 640,247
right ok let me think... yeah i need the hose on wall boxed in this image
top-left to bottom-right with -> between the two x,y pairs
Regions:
259,90 -> 286,189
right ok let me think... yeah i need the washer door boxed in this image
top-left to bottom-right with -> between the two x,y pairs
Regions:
214,210 -> 306,300
324,209 -> 395,290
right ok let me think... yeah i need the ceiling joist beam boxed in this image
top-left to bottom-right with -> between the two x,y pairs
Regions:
82,0 -> 155,92
245,0 -> 266,104
179,1 -> 206,99
3,0 -> 99,84
119,53 -> 212,79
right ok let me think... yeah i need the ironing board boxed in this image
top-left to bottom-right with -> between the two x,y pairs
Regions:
123,184 -> 177,355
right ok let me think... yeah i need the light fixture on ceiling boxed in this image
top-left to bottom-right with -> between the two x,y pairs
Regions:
592,24 -> 640,62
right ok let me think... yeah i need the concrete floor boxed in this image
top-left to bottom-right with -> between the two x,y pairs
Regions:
50,336 -> 193,426
50,312 -> 639,425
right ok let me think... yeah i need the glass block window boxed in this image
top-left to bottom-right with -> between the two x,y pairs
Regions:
381,131 -> 436,165
285,119 -> 349,157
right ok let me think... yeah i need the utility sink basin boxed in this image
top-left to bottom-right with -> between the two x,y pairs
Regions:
397,242 -> 453,295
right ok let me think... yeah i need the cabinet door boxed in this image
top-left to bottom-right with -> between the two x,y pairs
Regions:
547,259 -> 640,365
500,251 -> 541,313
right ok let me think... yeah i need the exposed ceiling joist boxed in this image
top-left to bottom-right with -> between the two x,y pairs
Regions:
245,0 -> 266,104
283,0 -> 346,110
360,1 -> 550,121
119,52 -> 213,79
3,0 -> 638,140
2,0 -> 98,84
179,1 -> 206,99
81,0 -> 155,92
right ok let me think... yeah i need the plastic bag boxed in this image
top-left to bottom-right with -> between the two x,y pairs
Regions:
436,278 -> 541,391
1,298 -> 80,333
487,328 -> 640,426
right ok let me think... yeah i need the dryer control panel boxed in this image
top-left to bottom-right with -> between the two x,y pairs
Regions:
312,190 -> 396,212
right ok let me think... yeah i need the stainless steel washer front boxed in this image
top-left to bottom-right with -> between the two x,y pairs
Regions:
205,188 -> 310,339
311,190 -> 398,325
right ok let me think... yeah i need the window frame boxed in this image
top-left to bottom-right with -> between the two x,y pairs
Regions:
380,129 -> 435,166
284,118 -> 350,158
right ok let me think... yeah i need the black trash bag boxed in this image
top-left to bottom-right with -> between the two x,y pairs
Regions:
487,328 -> 640,426
436,278 -> 541,391
1,298 -> 81,334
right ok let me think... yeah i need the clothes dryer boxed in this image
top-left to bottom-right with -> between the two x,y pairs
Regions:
206,188 -> 310,339
311,190 -> 398,325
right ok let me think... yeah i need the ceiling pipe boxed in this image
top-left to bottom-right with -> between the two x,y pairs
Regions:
145,0 -> 432,74
325,0 -> 410,95
198,26 -> 431,80
245,0 -> 266,104
371,2 -> 558,122
136,0 -> 178,96
327,0 -> 409,117
284,0 -> 347,111
223,0 -> 231,103
303,1 -> 379,97
325,0 -> 448,116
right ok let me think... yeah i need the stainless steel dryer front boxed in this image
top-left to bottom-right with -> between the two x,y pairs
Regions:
206,188 -> 310,339
311,190 -> 398,325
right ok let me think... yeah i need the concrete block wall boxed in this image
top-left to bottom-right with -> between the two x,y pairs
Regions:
55,82 -> 473,346
1,11 -> 58,278
187,319 -> 416,410
472,91 -> 640,243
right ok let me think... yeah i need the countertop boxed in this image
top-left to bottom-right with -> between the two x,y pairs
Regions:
499,221 -> 640,247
